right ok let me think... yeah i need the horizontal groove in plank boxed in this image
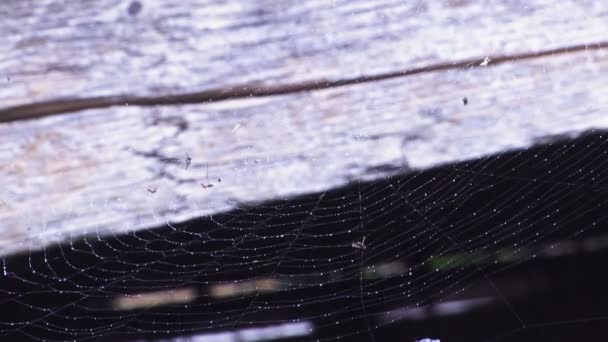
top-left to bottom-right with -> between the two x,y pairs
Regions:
1,0 -> 608,110
2,41 -> 607,123
0,49 -> 607,256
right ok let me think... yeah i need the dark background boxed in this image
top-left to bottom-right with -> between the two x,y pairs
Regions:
1,131 -> 608,342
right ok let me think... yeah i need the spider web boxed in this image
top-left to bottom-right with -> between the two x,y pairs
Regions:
1,130 -> 608,342
2,0 -> 608,340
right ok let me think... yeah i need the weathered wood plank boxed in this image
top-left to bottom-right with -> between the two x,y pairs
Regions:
2,42 -> 606,123
1,0 -> 607,109
1,49 -> 607,256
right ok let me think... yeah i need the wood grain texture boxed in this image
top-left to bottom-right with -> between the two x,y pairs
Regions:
2,41 -> 607,123
1,0 -> 608,110
1,49 -> 607,256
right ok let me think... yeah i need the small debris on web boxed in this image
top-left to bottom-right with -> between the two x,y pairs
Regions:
147,187 -> 157,194
480,56 -> 491,67
352,237 -> 366,250
200,164 -> 215,189
231,123 -> 241,135
462,97 -> 468,106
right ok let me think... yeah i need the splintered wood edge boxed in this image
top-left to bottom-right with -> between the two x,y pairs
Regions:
1,0 -> 608,109
0,49 -> 607,256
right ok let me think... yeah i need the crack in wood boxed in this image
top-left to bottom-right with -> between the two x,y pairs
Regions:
1,41 -> 607,124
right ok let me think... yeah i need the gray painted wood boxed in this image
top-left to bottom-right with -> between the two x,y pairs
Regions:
1,49 -> 607,256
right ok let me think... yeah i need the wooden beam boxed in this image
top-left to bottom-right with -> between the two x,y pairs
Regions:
1,0 -> 608,112
2,41 -> 607,123
1,49 -> 607,256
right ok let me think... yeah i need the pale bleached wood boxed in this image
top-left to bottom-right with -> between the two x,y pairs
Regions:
1,0 -> 608,110
0,49 -> 607,256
